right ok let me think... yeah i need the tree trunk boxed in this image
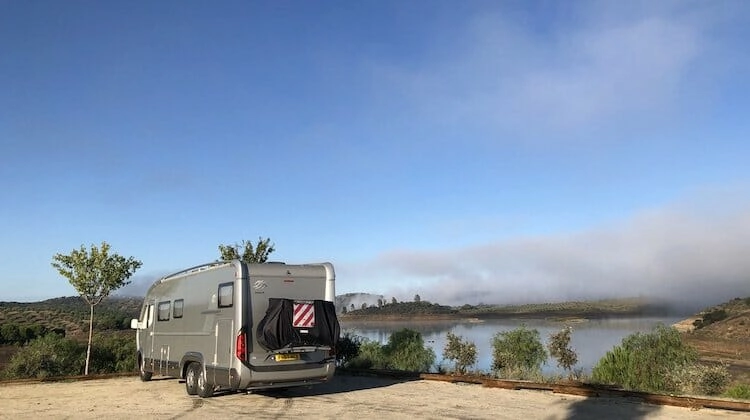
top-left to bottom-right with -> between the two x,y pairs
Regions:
85,304 -> 94,375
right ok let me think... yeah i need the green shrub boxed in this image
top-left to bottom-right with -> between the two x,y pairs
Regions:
548,327 -> 578,378
347,339 -> 385,369
3,333 -> 85,379
592,324 -> 697,392
673,363 -> 731,396
693,309 -> 728,329
382,329 -> 435,372
89,333 -> 136,374
724,383 -> 750,400
491,325 -> 547,380
336,333 -> 362,367
442,332 -> 477,375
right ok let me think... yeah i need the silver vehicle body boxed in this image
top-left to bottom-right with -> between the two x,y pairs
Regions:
130,260 -> 337,396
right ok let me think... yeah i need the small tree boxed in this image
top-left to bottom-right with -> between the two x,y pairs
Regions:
361,302 -> 368,310
414,294 -> 421,302
218,237 -> 275,263
51,242 -> 142,375
341,306 -> 348,315
350,303 -> 355,312
491,325 -> 547,379
442,332 -> 477,375
391,297 -> 398,305
548,327 -> 578,377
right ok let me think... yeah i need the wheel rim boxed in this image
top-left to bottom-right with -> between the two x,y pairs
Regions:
197,368 -> 205,390
187,367 -> 195,385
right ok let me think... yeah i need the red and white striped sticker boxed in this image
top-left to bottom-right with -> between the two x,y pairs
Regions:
293,302 -> 315,328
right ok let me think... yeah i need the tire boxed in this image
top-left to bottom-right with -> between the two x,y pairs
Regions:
139,356 -> 153,382
196,363 -> 214,398
185,363 -> 199,396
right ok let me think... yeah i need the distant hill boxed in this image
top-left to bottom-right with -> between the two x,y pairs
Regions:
341,296 -> 677,320
0,296 -> 142,337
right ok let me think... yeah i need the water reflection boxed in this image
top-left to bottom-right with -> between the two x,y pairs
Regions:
341,317 -> 682,375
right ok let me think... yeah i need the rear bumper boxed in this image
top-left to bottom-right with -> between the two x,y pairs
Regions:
237,360 -> 335,390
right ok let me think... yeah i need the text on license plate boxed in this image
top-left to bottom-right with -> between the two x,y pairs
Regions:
275,353 -> 300,362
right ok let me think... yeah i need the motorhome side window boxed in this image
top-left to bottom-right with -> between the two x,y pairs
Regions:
157,301 -> 171,321
173,299 -> 184,318
218,283 -> 233,308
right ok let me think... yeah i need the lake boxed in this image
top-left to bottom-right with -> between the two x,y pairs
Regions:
340,316 -> 683,375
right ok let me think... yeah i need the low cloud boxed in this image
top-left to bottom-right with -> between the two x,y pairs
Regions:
343,187 -> 750,311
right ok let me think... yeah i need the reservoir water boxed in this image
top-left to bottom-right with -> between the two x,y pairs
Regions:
340,317 -> 683,375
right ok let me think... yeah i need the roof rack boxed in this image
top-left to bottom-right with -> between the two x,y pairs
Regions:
161,261 -> 231,281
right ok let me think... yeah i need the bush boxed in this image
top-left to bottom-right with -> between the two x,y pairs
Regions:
491,325 -> 547,380
724,383 -> 750,400
674,363 -> 731,396
693,309 -> 728,329
382,329 -> 435,372
346,329 -> 435,372
89,333 -> 136,374
3,333 -> 85,379
442,332 -> 477,375
592,324 -> 697,392
548,327 -> 578,377
347,339 -> 385,370
336,333 -> 362,367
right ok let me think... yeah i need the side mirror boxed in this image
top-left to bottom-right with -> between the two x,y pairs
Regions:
130,318 -> 140,329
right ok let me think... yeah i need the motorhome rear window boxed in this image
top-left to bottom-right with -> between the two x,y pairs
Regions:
218,283 -> 233,308
173,299 -> 184,318
157,301 -> 171,321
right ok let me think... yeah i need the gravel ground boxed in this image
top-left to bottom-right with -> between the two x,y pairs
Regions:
0,375 -> 745,419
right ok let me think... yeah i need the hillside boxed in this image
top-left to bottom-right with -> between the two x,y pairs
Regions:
341,297 -> 676,320
0,296 -> 142,337
680,297 -> 750,383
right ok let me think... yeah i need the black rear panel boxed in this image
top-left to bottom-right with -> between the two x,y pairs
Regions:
256,298 -> 339,351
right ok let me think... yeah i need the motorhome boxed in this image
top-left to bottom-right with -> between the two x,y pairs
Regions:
130,260 -> 339,397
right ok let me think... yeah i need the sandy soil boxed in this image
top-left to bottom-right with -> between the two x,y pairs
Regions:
0,375 -> 743,419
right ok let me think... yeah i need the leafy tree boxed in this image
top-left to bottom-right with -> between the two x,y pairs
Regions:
350,303 -> 355,312
491,325 -> 547,379
442,332 -> 477,374
377,298 -> 383,308
548,327 -> 578,377
391,297 -> 397,305
592,324 -> 697,392
218,237 -> 275,263
51,242 -> 142,375
414,294 -> 421,302
341,306 -> 348,315
361,302 -> 368,310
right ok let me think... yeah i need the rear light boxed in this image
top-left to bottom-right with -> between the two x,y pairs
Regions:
236,330 -> 246,361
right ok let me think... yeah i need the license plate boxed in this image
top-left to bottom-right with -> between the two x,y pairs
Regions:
275,353 -> 300,362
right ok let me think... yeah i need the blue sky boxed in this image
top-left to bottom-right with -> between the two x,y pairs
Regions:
2,1 -> 749,308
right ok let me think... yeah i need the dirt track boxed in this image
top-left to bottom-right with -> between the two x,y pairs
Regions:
0,375 -> 743,419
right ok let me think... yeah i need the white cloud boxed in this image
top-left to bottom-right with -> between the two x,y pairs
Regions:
341,186 -> 750,310
371,4 -> 714,144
